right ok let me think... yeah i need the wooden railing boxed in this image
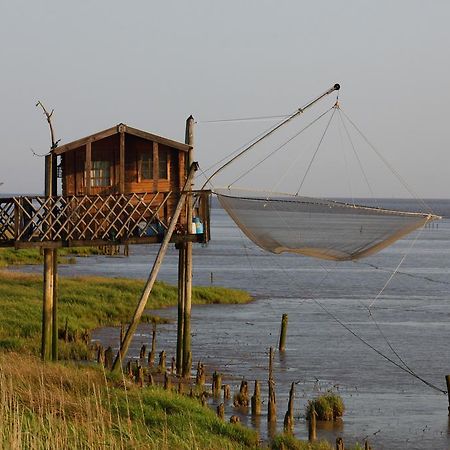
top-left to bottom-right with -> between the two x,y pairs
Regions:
0,191 -> 211,248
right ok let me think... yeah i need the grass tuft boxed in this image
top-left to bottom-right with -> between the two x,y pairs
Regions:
306,392 -> 345,421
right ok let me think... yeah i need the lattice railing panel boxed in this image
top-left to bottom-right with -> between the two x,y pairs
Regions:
0,191 -> 210,247
0,199 -> 15,243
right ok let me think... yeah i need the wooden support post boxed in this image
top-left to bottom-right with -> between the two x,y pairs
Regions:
336,437 -> 344,450
42,249 -> 53,361
283,382 -> 295,433
119,128 -> 125,194
182,115 -> 195,378
446,375 -> 450,415
111,164 -> 197,372
85,142 -> 91,195
104,346 -> 113,369
41,155 -> 54,361
279,313 -> 288,352
176,243 -> 185,375
251,380 -> 261,416
51,248 -> 58,361
195,361 -> 206,387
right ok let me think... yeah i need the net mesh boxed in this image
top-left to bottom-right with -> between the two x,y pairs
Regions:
216,188 -> 439,261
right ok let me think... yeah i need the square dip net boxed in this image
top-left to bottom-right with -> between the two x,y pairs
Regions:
215,188 -> 439,261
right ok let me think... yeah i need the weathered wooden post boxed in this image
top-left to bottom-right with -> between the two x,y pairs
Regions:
309,405 -> 317,442
137,365 -> 144,387
279,314 -> 288,352
196,361 -> 206,387
336,437 -> 344,450
217,403 -> 225,420
268,347 -> 276,423
251,380 -> 261,416
182,115 -> 195,378
104,346 -> 113,369
164,371 -> 171,390
212,371 -> 222,397
140,344 -> 146,360
283,382 -> 295,433
223,384 -> 231,401
364,439 -> 370,450
158,350 -> 166,373
148,327 -> 156,367
446,375 -> 450,415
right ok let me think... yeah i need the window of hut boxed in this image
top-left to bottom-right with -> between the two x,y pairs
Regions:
140,151 -> 153,180
90,161 -> 111,187
159,148 -> 168,179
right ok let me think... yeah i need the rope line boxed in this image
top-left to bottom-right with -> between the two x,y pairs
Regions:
337,109 -> 376,203
264,251 -> 446,394
295,107 -> 337,196
339,108 -> 434,215
197,114 -> 290,124
228,108 -> 333,189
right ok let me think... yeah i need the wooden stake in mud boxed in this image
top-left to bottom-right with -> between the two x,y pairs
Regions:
182,115 -> 195,378
251,380 -> 261,416
446,375 -> 450,415
104,346 -> 113,369
217,403 -> 225,420
309,405 -> 317,442
111,164 -> 198,372
158,350 -> 166,373
268,347 -> 276,423
336,437 -> 344,450
196,361 -> 206,387
279,314 -> 288,352
223,384 -> 231,401
212,371 -> 222,397
148,327 -> 156,367
283,382 -> 295,433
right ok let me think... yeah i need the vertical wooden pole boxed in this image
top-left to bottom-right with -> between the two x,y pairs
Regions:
42,249 -> 53,361
41,155 -> 53,361
309,405 -> 317,442
176,243 -> 185,375
51,249 -> 58,361
111,164 -> 197,372
279,313 -> 288,352
85,142 -> 92,195
182,115 -> 194,378
119,128 -> 125,194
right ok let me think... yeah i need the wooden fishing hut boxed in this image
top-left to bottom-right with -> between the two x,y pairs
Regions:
0,117 -> 210,375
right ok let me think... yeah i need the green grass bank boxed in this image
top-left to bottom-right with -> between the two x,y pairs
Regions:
0,270 -> 251,356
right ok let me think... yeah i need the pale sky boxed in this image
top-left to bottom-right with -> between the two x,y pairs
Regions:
1,1 -> 449,198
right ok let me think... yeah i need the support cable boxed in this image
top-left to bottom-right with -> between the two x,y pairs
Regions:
295,107 -> 337,196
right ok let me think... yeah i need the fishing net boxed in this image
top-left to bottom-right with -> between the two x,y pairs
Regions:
216,188 -> 439,261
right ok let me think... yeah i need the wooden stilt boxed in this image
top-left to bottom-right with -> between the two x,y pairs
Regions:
182,115 -> 195,378
309,405 -> 317,442
51,249 -> 58,361
42,248 -> 53,361
111,164 -> 197,372
176,243 -> 185,375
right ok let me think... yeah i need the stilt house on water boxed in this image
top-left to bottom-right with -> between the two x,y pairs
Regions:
0,122 -> 210,248
0,117 -> 210,371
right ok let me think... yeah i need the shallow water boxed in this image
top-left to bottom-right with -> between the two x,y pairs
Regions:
20,200 -> 450,449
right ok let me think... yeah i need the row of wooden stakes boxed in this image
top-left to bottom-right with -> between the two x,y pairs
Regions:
94,343 -> 371,449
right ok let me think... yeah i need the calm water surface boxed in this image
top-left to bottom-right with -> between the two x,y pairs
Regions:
22,200 -> 450,449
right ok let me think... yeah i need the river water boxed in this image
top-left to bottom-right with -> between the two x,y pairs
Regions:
21,199 -> 450,449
